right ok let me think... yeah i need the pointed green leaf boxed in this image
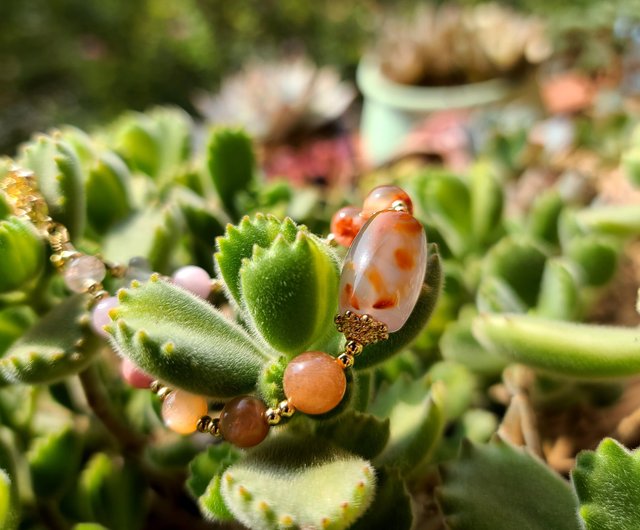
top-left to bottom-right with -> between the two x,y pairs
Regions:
207,127 -> 255,219
18,134 -> 86,238
0,295 -> 98,385
108,275 -> 268,397
527,191 -> 563,246
469,161 -> 503,248
473,313 -> 640,378
536,258 -> 581,320
0,469 -> 18,530
427,361 -> 475,421
357,244 -> 442,369
316,410 -> 390,460
572,438 -> 640,530
28,426 -> 82,499
240,231 -> 339,354
215,214 -> 298,305
370,376 -> 445,474
476,276 -> 527,314
86,151 -> 132,233
438,438 -> 580,530
575,205 -> 640,237
220,435 -> 376,530
567,236 -> 619,287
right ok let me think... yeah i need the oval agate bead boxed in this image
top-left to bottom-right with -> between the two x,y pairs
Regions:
362,185 -> 414,218
339,210 -> 427,332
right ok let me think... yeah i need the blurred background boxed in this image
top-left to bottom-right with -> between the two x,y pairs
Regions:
2,0 -> 639,155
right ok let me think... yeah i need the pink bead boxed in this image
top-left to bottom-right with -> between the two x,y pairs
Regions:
91,296 -> 119,338
362,185 -> 414,219
120,358 -> 154,389
172,266 -> 212,299
339,210 -> 427,332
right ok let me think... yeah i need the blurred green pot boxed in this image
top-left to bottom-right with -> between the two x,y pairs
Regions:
357,56 -> 515,165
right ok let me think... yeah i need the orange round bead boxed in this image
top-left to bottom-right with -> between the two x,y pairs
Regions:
330,206 -> 365,247
161,390 -> 208,435
219,396 -> 270,448
362,185 -> 414,218
283,351 -> 346,415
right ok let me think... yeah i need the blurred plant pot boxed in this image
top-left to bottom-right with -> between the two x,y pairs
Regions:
357,56 -> 516,165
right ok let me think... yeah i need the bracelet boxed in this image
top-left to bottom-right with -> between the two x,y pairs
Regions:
2,166 -> 426,449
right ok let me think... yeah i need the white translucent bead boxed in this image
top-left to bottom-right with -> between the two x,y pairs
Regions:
172,266 -> 212,299
339,210 -> 427,332
64,256 -> 106,293
90,296 -> 119,338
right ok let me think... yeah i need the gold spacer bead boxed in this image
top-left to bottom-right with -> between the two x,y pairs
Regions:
92,290 -> 110,302
345,340 -> 363,356
197,415 -> 213,433
209,417 -> 221,437
337,353 -> 355,369
391,199 -> 409,212
156,387 -> 172,401
150,380 -> 161,393
265,408 -> 282,425
107,262 -> 127,279
86,282 -> 104,296
278,400 -> 295,418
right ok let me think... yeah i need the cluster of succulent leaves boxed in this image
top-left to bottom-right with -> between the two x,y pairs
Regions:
2,104 -> 640,530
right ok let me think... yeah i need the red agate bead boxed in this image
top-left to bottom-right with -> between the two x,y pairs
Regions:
283,351 -> 346,415
219,396 -> 270,448
330,206 -> 366,247
339,209 -> 427,332
362,185 -> 414,218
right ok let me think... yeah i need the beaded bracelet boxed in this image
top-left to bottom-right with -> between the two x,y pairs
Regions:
2,167 -> 426,449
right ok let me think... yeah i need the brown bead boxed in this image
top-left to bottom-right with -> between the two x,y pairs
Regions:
219,396 -> 270,448
283,351 -> 346,415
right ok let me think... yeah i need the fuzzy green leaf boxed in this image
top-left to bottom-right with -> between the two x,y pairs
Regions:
469,161 -> 503,248
526,191 -> 563,246
220,435 -> 376,530
476,276 -> 528,314
188,444 -> 241,522
102,206 -> 181,273
207,127 -> 255,219
108,275 -> 268,397
572,438 -> 640,530
215,214 -> 298,305
482,237 -> 548,307
77,453 -> 146,530
536,258 -> 581,320
316,410 -> 390,460
357,244 -> 442,369
0,217 -> 45,293
351,467 -> 412,530
370,376 -> 445,474
567,236 -> 619,287
0,295 -> 98,385
575,206 -> 640,237
112,115 -> 159,177
28,426 -> 82,499
438,438 -> 580,530
72,524 -> 109,530
473,313 -> 640,378
241,231 -> 339,354
86,151 -> 132,233
427,361 -> 475,421
18,134 -> 86,238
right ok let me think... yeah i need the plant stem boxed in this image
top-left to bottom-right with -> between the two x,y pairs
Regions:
78,363 -> 146,452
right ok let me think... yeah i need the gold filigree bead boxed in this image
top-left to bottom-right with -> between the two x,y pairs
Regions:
278,400 -> 295,418
265,408 -> 281,425
337,352 -> 355,369
334,312 -> 389,346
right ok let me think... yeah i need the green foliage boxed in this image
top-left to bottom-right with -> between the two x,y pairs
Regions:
0,295 -> 98,385
207,128 -> 256,220
108,275 -> 268,397
219,435 -> 376,530
438,438 -> 581,530
572,438 -> 640,530
0,469 -> 18,530
473,314 -> 640,378
0,216 -> 45,294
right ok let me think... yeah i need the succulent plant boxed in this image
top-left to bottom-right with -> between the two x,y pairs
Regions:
376,3 -> 551,86
1,94 -> 640,530
195,57 -> 356,145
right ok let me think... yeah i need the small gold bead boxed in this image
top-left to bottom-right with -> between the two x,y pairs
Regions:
278,400 -> 295,418
107,263 -> 127,279
391,199 -> 409,212
86,282 -> 104,295
337,353 -> 355,369
196,415 -> 212,433
150,380 -> 161,393
209,417 -> 221,437
361,314 -> 370,322
156,386 -> 172,401
92,290 -> 110,302
265,408 -> 281,425
345,340 -> 363,356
